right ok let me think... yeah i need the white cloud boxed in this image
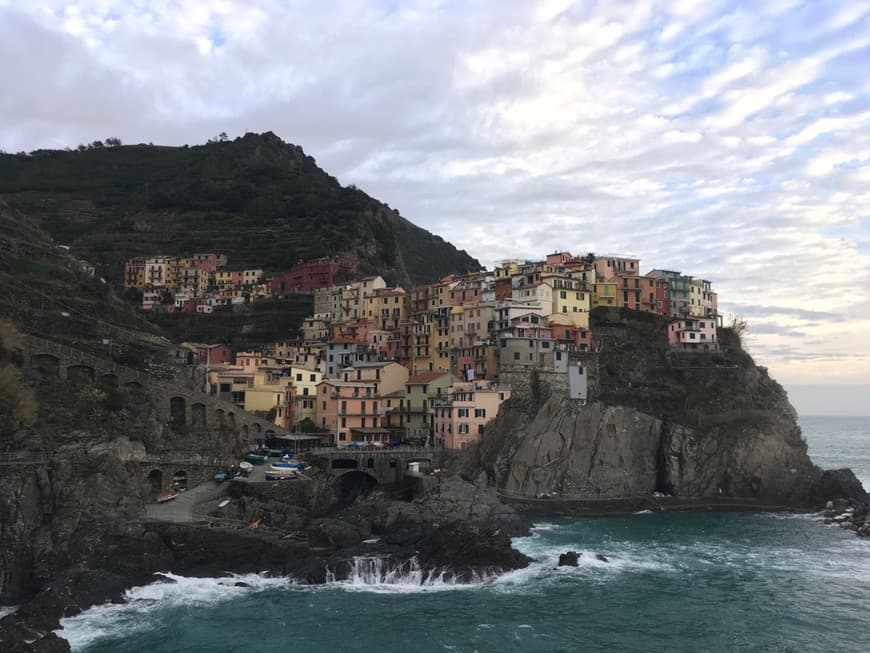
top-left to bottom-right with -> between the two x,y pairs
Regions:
0,0 -> 868,389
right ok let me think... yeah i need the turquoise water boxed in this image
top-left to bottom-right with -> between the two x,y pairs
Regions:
800,415 -> 870,487
58,415 -> 870,653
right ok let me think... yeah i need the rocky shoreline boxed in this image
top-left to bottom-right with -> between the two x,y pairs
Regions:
0,472 -> 532,653
3,466 -> 867,653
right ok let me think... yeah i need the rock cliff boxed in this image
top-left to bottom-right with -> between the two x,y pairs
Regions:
477,310 -> 866,506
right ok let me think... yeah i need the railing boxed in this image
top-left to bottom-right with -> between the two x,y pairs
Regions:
306,446 -> 442,456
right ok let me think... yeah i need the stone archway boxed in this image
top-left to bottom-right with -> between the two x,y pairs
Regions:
335,470 -> 378,508
191,402 -> 207,429
30,353 -> 60,377
67,364 -> 95,384
215,409 -> 225,428
172,470 -> 189,490
169,396 -> 186,428
99,373 -> 119,388
147,469 -> 163,495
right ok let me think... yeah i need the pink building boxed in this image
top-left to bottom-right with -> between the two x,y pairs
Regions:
142,289 -> 163,310
667,318 -> 718,351
193,253 -> 219,272
594,256 -> 639,280
316,379 -> 382,444
432,380 -> 511,450
546,251 -> 573,265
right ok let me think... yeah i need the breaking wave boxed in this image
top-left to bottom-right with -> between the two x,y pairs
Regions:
56,572 -> 294,651
325,555 -> 498,593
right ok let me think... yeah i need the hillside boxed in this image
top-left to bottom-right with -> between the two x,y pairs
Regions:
0,202 -> 164,361
0,132 -> 481,286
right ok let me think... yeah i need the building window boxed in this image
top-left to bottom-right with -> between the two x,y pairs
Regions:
474,408 -> 486,418
513,352 -> 520,360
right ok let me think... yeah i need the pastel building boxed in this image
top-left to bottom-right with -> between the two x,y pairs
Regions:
390,371 -> 453,439
668,318 -> 719,351
316,361 -> 409,443
594,256 -> 639,280
432,380 -> 511,450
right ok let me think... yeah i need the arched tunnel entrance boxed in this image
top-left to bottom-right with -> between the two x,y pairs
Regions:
335,471 -> 378,509
147,469 -> 163,495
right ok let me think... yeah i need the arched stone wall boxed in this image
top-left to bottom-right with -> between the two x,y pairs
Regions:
67,364 -> 95,384
191,402 -> 207,429
169,396 -> 187,428
30,354 -> 60,377
99,373 -> 119,388
147,469 -> 163,495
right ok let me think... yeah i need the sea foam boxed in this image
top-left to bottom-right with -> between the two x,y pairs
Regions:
324,555 -> 497,594
57,572 -> 293,651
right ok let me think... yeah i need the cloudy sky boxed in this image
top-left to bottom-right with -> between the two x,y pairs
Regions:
1,0 -> 869,401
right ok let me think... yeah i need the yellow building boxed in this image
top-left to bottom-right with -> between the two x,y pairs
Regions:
363,287 -> 408,331
550,279 -> 591,328
592,281 -> 617,307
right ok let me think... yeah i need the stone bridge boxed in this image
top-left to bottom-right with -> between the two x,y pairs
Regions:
305,447 -> 445,486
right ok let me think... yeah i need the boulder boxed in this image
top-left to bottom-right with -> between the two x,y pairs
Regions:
306,520 -> 363,549
595,553 -> 609,563
558,551 -> 580,566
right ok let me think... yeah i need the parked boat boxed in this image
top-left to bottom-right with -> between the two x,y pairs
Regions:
265,466 -> 299,480
271,461 -> 305,471
214,471 -> 229,483
157,490 -> 178,503
238,461 -> 254,475
265,471 -> 297,481
244,453 -> 267,465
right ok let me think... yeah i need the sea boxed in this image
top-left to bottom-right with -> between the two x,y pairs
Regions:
20,416 -> 870,651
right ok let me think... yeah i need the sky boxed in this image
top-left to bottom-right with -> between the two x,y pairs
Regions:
0,0 -> 868,405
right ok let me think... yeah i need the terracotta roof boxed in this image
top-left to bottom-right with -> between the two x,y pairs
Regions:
408,371 -> 450,384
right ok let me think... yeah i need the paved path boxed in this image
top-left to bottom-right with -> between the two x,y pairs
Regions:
145,480 -> 229,523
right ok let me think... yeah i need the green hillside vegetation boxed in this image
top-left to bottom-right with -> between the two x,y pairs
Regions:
0,202 -> 161,363
0,132 -> 481,286
149,297 -> 313,351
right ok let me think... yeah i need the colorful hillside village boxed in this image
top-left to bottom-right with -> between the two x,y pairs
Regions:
134,251 -> 721,449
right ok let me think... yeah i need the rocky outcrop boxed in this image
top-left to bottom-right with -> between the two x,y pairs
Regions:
477,318 -> 867,508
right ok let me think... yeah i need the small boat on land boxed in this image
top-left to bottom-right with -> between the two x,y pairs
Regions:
265,468 -> 298,481
239,461 -> 254,475
271,461 -> 305,471
214,471 -> 229,483
157,490 -> 178,503
218,498 -> 230,509
244,453 -> 267,465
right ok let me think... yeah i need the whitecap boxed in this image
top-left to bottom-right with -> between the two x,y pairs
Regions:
57,572 -> 294,651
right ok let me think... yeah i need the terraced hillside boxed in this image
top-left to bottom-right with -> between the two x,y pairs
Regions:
0,132 -> 481,287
